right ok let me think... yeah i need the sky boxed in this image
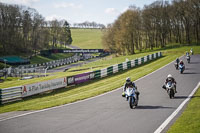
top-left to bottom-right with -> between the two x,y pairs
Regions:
0,0 -> 163,25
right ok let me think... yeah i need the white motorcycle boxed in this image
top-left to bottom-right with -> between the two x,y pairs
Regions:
124,87 -> 138,109
166,81 -> 175,99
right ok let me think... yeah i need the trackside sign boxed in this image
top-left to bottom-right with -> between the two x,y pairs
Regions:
67,72 -> 95,85
22,77 -> 67,97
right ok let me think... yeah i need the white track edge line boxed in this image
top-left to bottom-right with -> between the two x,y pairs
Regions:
0,55 -> 182,122
154,82 -> 200,133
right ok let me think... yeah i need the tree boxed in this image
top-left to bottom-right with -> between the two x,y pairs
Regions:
62,21 -> 72,46
102,0 -> 200,55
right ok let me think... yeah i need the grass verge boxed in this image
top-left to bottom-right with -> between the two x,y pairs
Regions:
167,87 -> 200,133
0,45 -> 199,113
0,52 -> 179,113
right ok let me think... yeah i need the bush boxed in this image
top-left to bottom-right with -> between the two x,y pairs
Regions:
0,62 -> 10,69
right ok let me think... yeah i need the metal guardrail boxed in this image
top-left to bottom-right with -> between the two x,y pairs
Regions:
0,86 -> 22,104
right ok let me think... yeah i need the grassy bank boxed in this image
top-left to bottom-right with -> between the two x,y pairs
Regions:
30,53 -> 73,64
71,29 -> 103,49
167,87 -> 200,133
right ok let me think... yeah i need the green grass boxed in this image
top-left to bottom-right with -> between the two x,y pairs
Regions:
0,51 -> 157,88
167,87 -> 200,133
0,45 -> 200,89
30,53 -> 73,64
0,45 -> 199,113
71,29 -> 103,49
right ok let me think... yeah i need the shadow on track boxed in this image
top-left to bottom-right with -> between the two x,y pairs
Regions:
189,62 -> 200,64
174,95 -> 200,99
182,72 -> 199,74
136,105 -> 174,110
174,96 -> 188,99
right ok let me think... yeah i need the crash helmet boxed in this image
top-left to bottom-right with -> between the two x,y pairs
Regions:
126,77 -> 131,84
180,60 -> 183,63
167,74 -> 172,78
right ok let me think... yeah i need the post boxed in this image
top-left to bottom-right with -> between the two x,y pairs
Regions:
45,67 -> 48,77
4,59 -> 7,79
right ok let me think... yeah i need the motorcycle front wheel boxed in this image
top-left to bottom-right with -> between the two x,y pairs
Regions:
129,97 -> 136,109
169,89 -> 175,99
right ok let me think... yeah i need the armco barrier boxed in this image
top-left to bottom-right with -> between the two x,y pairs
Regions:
0,86 -> 22,104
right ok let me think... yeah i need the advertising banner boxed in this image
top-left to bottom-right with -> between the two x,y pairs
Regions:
63,49 -> 103,53
22,77 -> 67,97
67,72 -> 95,85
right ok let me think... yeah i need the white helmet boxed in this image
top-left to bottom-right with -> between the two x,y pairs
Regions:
167,74 -> 172,78
126,77 -> 131,83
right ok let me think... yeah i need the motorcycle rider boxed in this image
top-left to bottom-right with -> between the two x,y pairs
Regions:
175,57 -> 180,64
122,77 -> 139,100
186,51 -> 190,56
179,60 -> 185,66
163,74 -> 177,93
175,57 -> 180,69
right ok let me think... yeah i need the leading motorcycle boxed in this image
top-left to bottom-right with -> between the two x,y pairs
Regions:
166,80 -> 175,99
123,87 -> 138,109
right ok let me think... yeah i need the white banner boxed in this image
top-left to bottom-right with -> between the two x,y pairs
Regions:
22,77 -> 67,97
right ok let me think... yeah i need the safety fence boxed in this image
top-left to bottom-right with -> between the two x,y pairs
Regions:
17,54 -> 81,73
66,52 -> 162,85
0,52 -> 162,104
0,86 -> 22,104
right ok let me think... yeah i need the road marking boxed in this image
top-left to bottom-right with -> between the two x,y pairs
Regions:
154,82 -> 200,133
0,55 -> 182,122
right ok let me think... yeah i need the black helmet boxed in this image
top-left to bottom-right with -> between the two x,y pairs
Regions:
126,77 -> 131,84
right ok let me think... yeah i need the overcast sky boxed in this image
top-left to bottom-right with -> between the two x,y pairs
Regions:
0,0 -> 165,25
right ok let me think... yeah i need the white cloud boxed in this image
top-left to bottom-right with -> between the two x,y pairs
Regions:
45,14 -> 64,21
45,14 -> 72,22
54,2 -> 82,9
0,0 -> 40,6
105,8 -> 119,15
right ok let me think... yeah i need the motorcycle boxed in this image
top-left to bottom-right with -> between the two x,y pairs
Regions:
166,81 -> 175,99
179,64 -> 185,74
123,87 -> 138,109
186,55 -> 190,63
174,62 -> 179,70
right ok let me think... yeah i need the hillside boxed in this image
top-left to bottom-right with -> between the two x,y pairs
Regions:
71,28 -> 103,49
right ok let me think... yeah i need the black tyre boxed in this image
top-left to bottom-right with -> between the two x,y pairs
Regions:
129,97 -> 136,109
169,89 -> 174,99
180,70 -> 183,74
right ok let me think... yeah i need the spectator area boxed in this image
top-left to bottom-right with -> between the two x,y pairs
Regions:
0,56 -> 30,65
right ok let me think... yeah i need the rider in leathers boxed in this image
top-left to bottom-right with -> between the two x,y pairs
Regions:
122,77 -> 140,100
163,74 -> 177,93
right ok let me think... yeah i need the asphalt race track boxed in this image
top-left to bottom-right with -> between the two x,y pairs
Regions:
0,55 -> 200,133
47,57 -> 101,73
